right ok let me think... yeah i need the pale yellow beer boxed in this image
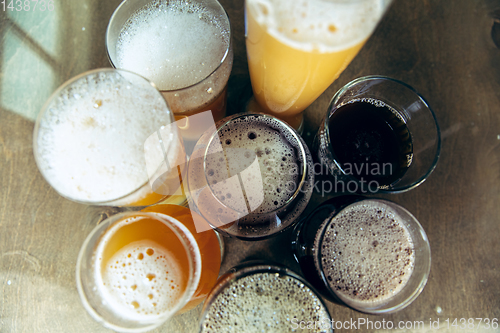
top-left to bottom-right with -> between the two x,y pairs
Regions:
107,0 -> 233,140
245,0 -> 392,129
33,69 -> 186,206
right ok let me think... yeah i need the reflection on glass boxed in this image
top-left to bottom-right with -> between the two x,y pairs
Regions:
187,113 -> 314,240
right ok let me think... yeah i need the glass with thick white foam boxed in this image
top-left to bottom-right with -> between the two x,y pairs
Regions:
106,0 -> 233,141
292,195 -> 431,314
199,262 -> 333,333
245,0 -> 393,131
186,113 -> 314,240
33,68 -> 187,207
76,205 -> 222,332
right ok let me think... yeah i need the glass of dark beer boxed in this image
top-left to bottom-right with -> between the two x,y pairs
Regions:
198,262 -> 333,333
186,113 -> 314,240
315,76 -> 441,193
292,195 -> 431,314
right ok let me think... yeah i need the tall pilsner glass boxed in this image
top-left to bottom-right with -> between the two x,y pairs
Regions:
245,0 -> 393,130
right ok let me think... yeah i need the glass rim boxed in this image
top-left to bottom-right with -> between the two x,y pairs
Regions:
76,211 -> 202,332
324,75 -> 442,193
199,262 -> 333,331
201,113 -> 309,217
316,198 -> 431,314
33,67 -> 175,206
105,0 -> 233,95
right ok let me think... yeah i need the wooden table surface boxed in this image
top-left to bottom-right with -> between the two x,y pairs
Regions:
1,0 -> 500,332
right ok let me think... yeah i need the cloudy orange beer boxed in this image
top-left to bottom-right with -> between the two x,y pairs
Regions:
76,205 -> 221,331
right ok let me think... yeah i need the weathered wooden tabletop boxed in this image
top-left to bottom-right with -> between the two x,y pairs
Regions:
1,0 -> 499,332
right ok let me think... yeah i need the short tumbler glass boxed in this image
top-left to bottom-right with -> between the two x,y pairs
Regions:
292,195 -> 431,314
76,211 -> 202,332
315,76 -> 441,193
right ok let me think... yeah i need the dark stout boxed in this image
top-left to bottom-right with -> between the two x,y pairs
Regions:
328,99 -> 413,185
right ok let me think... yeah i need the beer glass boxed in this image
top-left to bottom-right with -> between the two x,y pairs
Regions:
106,0 -> 233,141
76,207 -> 219,332
141,204 -> 223,312
199,262 -> 333,333
33,68 -> 186,207
315,76 -> 441,193
292,195 -> 431,314
186,113 -> 314,240
245,0 -> 393,131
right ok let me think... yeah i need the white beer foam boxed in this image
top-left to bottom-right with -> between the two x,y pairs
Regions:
98,241 -> 183,320
116,0 -> 230,90
35,71 -> 175,203
317,200 -> 415,304
247,0 -> 391,52
200,272 -> 331,333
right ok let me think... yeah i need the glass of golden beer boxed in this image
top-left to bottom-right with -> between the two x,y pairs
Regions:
141,204 -> 223,312
186,113 -> 314,240
245,0 -> 393,131
33,68 -> 187,207
106,0 -> 233,141
76,205 -> 222,332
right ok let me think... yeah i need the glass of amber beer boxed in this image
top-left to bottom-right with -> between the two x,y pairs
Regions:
245,0 -> 393,131
76,204 -> 222,332
106,0 -> 233,141
33,68 -> 187,207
